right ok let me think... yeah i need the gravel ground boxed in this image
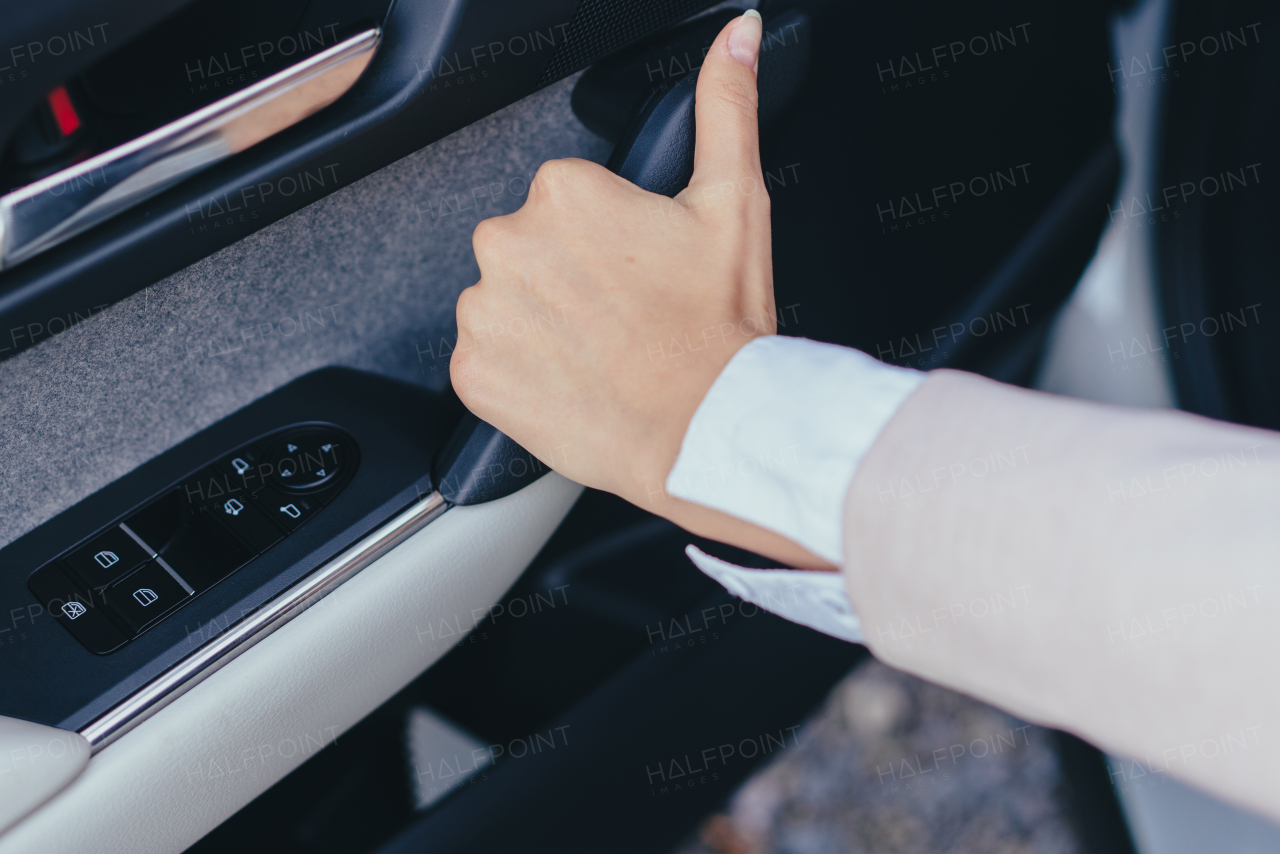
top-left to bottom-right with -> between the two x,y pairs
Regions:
672,660 -> 1083,854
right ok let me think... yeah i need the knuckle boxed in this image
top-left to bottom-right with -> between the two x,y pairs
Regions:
471,215 -> 505,252
531,158 -> 597,200
530,160 -> 569,195
472,216 -> 521,269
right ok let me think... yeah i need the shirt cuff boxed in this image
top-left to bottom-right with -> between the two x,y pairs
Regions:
665,336 -> 924,564
686,546 -> 864,643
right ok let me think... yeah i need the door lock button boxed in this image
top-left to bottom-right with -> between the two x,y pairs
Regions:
29,563 -> 129,654
104,560 -> 192,632
64,525 -> 152,592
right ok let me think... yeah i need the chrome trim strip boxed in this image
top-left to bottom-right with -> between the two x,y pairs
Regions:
0,28 -> 381,270
80,490 -> 449,751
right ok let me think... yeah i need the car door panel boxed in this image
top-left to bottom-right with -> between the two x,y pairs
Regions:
0,70 -> 596,843
0,472 -> 581,853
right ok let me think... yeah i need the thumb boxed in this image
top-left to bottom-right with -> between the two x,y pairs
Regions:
683,10 -> 764,198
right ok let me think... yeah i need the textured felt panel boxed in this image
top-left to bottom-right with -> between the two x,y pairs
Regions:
0,75 -> 609,548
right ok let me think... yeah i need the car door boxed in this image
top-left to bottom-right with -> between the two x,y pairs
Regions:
0,0 -> 608,848
0,0 -> 1197,851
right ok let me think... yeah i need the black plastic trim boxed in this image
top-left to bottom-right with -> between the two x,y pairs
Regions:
433,412 -> 550,506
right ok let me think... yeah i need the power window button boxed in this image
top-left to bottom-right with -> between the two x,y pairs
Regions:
252,487 -> 318,531
64,525 -> 151,592
211,446 -> 269,493
104,560 -> 192,632
206,496 -> 285,553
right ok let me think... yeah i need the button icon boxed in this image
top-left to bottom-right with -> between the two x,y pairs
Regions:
62,601 -> 87,620
280,503 -> 301,519
231,457 -> 250,475
103,562 -> 191,632
267,430 -> 343,492
94,550 -> 120,569
223,498 -> 245,516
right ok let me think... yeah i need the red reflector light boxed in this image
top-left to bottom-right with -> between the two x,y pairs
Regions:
46,85 -> 81,137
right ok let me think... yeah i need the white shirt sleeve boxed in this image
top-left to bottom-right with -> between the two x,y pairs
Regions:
665,335 -> 924,642
685,545 -> 866,642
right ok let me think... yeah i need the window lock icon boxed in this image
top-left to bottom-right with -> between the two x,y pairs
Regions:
62,601 -> 87,620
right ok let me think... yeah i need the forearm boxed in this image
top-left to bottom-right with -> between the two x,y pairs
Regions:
644,492 -> 836,571
842,369 -> 1280,820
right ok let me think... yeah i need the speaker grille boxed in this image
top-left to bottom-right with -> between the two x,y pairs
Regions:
539,0 -> 722,86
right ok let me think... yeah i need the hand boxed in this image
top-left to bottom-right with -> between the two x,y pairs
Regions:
452,11 -> 834,569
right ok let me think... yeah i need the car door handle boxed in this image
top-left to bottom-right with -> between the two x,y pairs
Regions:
0,28 -> 380,271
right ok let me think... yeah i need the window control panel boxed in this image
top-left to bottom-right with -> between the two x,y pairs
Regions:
28,423 -> 358,655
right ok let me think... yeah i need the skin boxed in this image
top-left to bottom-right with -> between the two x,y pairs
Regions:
452,13 -> 835,571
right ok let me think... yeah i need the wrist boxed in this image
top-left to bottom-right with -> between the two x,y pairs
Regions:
626,329 -> 772,503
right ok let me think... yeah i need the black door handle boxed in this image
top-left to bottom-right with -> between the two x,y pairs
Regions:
433,412 -> 550,506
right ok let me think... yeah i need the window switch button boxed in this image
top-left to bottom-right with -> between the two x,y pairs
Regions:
104,560 -> 192,632
126,489 -> 254,591
64,525 -> 152,591
252,487 -> 319,531
217,447 -> 263,483
206,496 -> 285,553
